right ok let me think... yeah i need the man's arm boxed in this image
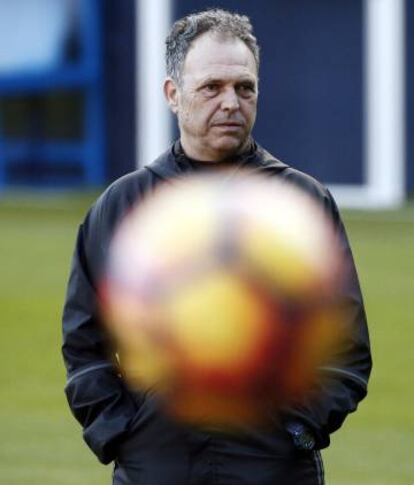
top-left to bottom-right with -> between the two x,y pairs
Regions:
62,209 -> 139,464
284,188 -> 372,449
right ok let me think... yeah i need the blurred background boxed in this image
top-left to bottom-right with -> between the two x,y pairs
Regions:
0,0 -> 412,483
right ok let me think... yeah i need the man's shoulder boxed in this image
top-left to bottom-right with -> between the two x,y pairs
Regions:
256,146 -> 330,198
281,166 -> 341,222
80,155 -> 168,239
91,167 -> 150,217
255,144 -> 337,216
281,166 -> 330,199
91,148 -> 174,217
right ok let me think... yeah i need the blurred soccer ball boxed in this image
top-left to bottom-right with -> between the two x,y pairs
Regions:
101,172 -> 346,429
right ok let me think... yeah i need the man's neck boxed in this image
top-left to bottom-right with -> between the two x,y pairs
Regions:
179,138 -> 253,163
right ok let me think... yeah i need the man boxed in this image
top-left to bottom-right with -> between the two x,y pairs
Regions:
62,9 -> 371,484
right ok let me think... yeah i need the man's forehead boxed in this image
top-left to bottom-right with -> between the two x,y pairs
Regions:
186,65 -> 257,86
182,33 -> 257,80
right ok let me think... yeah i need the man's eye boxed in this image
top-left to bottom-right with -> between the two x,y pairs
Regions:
238,84 -> 255,95
203,84 -> 219,93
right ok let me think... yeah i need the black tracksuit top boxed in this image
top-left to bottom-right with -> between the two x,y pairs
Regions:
62,141 -> 371,482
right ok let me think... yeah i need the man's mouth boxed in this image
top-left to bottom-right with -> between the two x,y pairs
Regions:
212,122 -> 243,128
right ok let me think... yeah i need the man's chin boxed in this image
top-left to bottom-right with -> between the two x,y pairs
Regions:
212,137 -> 249,158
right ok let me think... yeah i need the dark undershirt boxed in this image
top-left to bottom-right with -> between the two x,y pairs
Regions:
174,140 -> 255,173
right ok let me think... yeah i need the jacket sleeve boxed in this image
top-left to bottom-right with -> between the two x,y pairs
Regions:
283,189 -> 372,449
62,199 -> 140,464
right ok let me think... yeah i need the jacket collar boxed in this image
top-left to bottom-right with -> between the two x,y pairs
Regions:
145,139 -> 289,180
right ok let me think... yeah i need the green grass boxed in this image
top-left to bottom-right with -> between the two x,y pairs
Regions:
0,192 -> 413,484
0,191 -> 110,484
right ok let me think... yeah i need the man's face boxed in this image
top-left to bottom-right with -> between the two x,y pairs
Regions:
164,33 -> 258,162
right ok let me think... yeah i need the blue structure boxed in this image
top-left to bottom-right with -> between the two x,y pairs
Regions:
0,0 -> 105,188
1,0 -> 412,196
173,0 -> 364,187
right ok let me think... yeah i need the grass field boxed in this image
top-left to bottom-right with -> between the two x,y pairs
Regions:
0,191 -> 413,484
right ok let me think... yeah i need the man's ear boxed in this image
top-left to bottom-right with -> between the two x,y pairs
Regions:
164,78 -> 179,114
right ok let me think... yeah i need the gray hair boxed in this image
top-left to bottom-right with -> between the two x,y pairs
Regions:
166,9 -> 260,85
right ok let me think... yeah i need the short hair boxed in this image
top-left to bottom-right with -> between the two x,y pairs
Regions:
166,9 -> 260,85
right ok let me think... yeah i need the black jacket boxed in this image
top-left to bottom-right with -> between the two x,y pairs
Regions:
62,141 -> 371,466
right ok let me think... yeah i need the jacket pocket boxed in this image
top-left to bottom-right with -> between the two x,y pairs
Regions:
116,392 -> 186,463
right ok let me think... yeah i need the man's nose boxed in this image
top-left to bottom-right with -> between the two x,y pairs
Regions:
221,88 -> 240,112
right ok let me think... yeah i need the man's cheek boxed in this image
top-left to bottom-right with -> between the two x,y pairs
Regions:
181,109 -> 196,128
